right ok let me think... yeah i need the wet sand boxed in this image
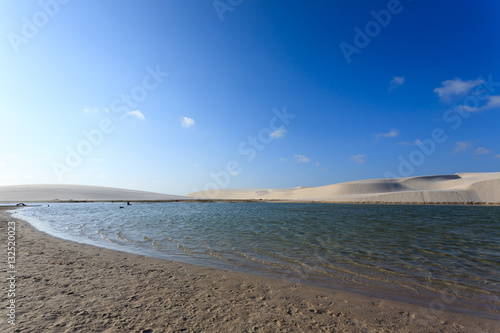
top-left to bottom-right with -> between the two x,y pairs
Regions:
1,207 -> 499,332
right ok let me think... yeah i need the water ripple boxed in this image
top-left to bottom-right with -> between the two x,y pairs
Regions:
14,202 -> 500,316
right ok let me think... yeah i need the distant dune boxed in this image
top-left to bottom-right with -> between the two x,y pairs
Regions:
188,172 -> 500,204
2,173 -> 498,204
0,184 -> 188,202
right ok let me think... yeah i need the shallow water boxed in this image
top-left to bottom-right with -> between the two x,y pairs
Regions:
13,202 -> 500,317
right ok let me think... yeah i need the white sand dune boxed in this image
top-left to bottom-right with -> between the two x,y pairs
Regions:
0,184 -> 188,202
188,172 -> 500,204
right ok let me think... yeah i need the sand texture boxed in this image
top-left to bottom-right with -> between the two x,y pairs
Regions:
189,172 -> 500,204
1,207 -> 499,332
0,184 -> 188,203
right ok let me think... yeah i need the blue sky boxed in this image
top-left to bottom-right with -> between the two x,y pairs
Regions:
1,0 -> 499,195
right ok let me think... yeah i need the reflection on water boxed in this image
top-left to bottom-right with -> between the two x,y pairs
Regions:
14,202 -> 500,316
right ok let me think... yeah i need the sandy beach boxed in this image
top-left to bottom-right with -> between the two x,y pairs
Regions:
1,206 -> 499,332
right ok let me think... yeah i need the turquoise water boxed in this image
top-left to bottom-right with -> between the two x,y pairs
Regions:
13,202 -> 500,316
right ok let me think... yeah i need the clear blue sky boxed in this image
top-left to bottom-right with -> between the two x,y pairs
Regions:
1,0 -> 499,195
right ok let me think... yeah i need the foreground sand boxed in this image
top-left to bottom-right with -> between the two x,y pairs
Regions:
189,172 -> 500,204
1,208 -> 499,332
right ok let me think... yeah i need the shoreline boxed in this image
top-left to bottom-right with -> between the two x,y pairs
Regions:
1,207 -> 499,332
2,199 -> 499,205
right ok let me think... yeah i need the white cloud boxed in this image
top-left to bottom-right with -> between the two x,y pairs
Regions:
459,95 -> 500,112
127,110 -> 145,120
453,141 -> 472,154
280,158 -> 288,162
398,140 -> 419,146
475,147 -> 492,155
229,170 -> 240,176
495,154 -> 500,159
83,107 -> 110,115
83,106 -> 99,114
350,154 -> 366,164
181,116 -> 195,128
294,154 -> 310,163
486,95 -> 500,108
389,76 -> 405,91
434,78 -> 483,102
458,105 -> 479,112
269,128 -> 286,139
376,129 -> 399,140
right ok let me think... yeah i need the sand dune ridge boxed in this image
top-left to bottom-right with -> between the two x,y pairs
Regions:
188,172 -> 500,204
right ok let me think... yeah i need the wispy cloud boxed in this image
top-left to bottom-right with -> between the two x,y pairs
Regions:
294,154 -> 310,163
389,76 -> 405,91
453,141 -> 472,154
127,110 -> 145,120
475,147 -> 492,155
434,78 -> 483,103
83,106 -> 99,114
269,128 -> 286,139
458,95 -> 500,112
350,154 -> 366,164
376,129 -> 399,140
181,116 -> 195,128
84,106 -> 111,115
398,140 -> 419,146
486,95 -> 500,108
495,154 -> 500,159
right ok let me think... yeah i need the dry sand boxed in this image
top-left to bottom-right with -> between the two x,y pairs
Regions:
0,184 -> 188,203
2,172 -> 498,205
1,207 -> 499,332
188,172 -> 500,204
